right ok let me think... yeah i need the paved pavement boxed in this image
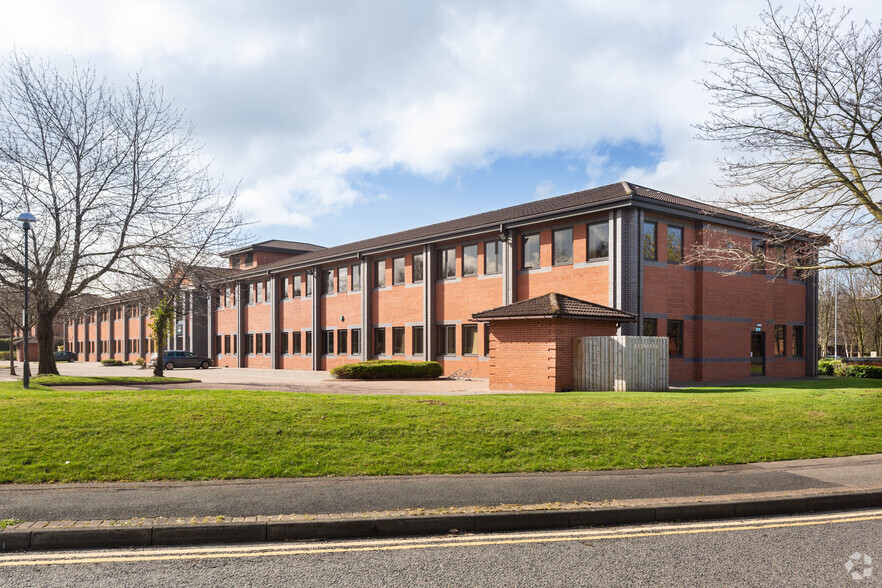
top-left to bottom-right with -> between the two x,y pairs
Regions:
2,454 -> 881,551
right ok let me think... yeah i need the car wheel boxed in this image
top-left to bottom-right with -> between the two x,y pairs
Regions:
201,361 -> 210,370
165,361 -> 175,370
69,358 -> 75,362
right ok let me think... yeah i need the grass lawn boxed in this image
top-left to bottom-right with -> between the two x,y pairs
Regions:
0,378 -> 880,483
30,375 -> 199,386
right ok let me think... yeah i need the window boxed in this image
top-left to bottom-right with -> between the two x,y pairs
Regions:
667,320 -> 683,356
231,256 -> 240,270
774,325 -> 785,356
643,318 -> 657,337
256,281 -> 263,303
280,332 -> 289,355
439,247 -> 456,279
485,241 -> 501,274
265,333 -> 271,354
667,226 -> 684,264
224,287 -> 230,307
484,325 -> 490,356
643,221 -> 657,261
264,280 -> 270,302
376,260 -> 386,288
293,275 -> 302,297
338,267 -> 348,293
351,329 -> 361,355
751,239 -> 766,273
281,277 -> 289,300
374,328 -> 386,356
393,257 -> 406,285
351,264 -> 361,291
413,253 -> 424,282
255,333 -> 263,354
462,324 -> 478,355
792,326 -> 804,357
323,270 -> 334,295
553,228 -> 573,265
247,333 -> 254,355
588,223 -> 609,261
244,252 -> 253,265
242,283 -> 251,305
412,325 -> 424,355
305,274 -> 312,296
322,330 -> 334,355
522,234 -> 540,269
305,331 -> 312,354
463,245 -> 478,276
293,332 -> 302,354
438,325 -> 456,355
770,245 -> 785,278
337,329 -> 348,355
392,327 -> 405,354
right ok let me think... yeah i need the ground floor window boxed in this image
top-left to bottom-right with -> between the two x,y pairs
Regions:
280,331 -> 289,355
255,333 -> 263,354
412,325 -> 424,356
643,318 -> 657,337
305,331 -> 312,355
667,320 -> 683,356
374,327 -> 386,355
792,325 -> 804,357
774,325 -> 785,356
293,332 -> 302,354
351,329 -> 361,355
337,329 -> 348,355
483,324 -> 490,356
215,335 -> 221,355
438,325 -> 456,355
462,324 -> 477,355
392,327 -> 405,354
322,330 -> 334,355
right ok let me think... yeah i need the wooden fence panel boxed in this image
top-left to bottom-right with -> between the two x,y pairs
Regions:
573,336 -> 668,391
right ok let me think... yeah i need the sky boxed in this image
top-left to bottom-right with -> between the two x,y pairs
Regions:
3,0 -> 882,249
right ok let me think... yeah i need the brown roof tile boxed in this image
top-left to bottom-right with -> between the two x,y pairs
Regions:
471,293 -> 635,322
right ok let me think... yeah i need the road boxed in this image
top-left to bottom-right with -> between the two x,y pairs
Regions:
1,510 -> 879,586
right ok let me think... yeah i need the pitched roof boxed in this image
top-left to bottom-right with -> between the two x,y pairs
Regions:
221,239 -> 325,257
230,181 -> 824,279
471,293 -> 636,322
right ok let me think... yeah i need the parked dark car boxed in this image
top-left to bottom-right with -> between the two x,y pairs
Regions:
54,350 -> 77,362
152,350 -> 213,370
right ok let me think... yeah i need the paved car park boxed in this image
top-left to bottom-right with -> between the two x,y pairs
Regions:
2,361 -> 508,395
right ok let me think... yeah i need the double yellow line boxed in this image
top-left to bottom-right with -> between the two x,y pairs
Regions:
2,510 -> 881,568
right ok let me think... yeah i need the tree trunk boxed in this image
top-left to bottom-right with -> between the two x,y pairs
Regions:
153,336 -> 166,377
36,310 -> 58,375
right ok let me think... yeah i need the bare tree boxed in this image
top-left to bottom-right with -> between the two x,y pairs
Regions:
0,287 -> 25,375
0,52 -> 247,376
697,1 -> 882,273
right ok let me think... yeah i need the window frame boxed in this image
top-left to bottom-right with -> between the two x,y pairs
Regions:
392,327 -> 405,355
338,267 -> 348,293
393,256 -> 406,285
293,275 -> 302,298
642,318 -> 658,337
587,222 -> 609,262
484,240 -> 501,275
439,247 -> 456,280
521,234 -> 540,269
412,325 -> 424,356
351,328 -> 361,355
462,324 -> 478,355
375,259 -> 386,288
792,325 -> 805,357
322,329 -> 334,355
553,227 -> 574,266
351,264 -> 362,291
438,324 -> 457,355
643,221 -> 658,261
667,320 -> 684,357
412,253 -> 424,283
293,332 -> 302,354
751,238 -> 767,274
667,226 -> 684,264
322,270 -> 334,295
374,327 -> 386,356
774,325 -> 786,357
337,329 -> 348,355
462,244 -> 478,276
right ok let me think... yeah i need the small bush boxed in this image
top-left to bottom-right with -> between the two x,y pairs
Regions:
331,360 -> 443,380
123,361 -> 134,366
101,359 -> 125,366
818,358 -> 839,376
135,358 -> 146,367
0,351 -> 9,361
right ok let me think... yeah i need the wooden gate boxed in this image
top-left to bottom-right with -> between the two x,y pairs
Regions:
573,336 -> 668,391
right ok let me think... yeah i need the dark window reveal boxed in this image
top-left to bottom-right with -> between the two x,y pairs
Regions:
588,223 -> 609,261
667,320 -> 683,356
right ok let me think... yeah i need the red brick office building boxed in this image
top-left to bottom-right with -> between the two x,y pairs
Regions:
63,182 -> 821,388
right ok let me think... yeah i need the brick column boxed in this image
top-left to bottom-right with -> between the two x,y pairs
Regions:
312,266 -> 320,371
360,257 -> 370,361
806,262 -> 820,377
139,306 -> 148,360
270,275 -> 280,369
237,282 -> 246,368
122,305 -> 129,361
206,292 -> 215,360
618,207 -> 640,336
423,246 -> 435,360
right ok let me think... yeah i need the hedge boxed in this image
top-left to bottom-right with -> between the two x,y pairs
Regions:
331,360 -> 443,380
101,359 -> 134,367
818,359 -> 882,379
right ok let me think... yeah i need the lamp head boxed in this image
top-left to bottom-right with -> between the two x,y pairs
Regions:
16,212 -> 36,225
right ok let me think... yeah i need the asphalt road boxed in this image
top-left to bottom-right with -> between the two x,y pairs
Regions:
1,509 -> 879,587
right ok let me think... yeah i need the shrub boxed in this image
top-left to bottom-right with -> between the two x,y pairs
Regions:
817,358 -> 839,376
844,364 -> 882,379
135,358 -> 146,367
331,360 -> 443,380
0,351 -> 8,361
101,359 -> 125,366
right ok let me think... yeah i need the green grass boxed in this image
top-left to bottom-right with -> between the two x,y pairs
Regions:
30,375 -> 198,386
0,378 -> 880,483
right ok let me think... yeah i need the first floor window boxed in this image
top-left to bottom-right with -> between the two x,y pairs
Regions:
323,330 -> 334,355
439,247 -> 456,279
351,264 -> 361,291
374,327 -> 386,356
522,234 -> 540,269
774,325 -> 786,356
463,244 -> 478,276
643,318 -> 657,337
462,324 -> 478,355
281,277 -> 289,299
392,327 -> 405,354
668,226 -> 684,263
553,228 -> 573,265
413,253 -> 424,282
667,320 -> 683,356
412,325 -> 424,356
323,270 -> 334,295
337,329 -> 348,355
792,325 -> 804,357
351,329 -> 361,355
293,332 -> 302,354
393,257 -> 406,285
643,221 -> 657,261
280,332 -> 289,355
485,240 -> 501,274
338,267 -> 348,292
293,275 -> 302,297
376,260 -> 386,288
438,325 -> 456,355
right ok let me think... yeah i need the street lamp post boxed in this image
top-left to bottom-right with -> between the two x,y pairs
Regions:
17,212 -> 36,389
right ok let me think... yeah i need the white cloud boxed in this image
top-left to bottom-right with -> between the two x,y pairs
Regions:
534,180 -> 555,200
5,0 -> 882,230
